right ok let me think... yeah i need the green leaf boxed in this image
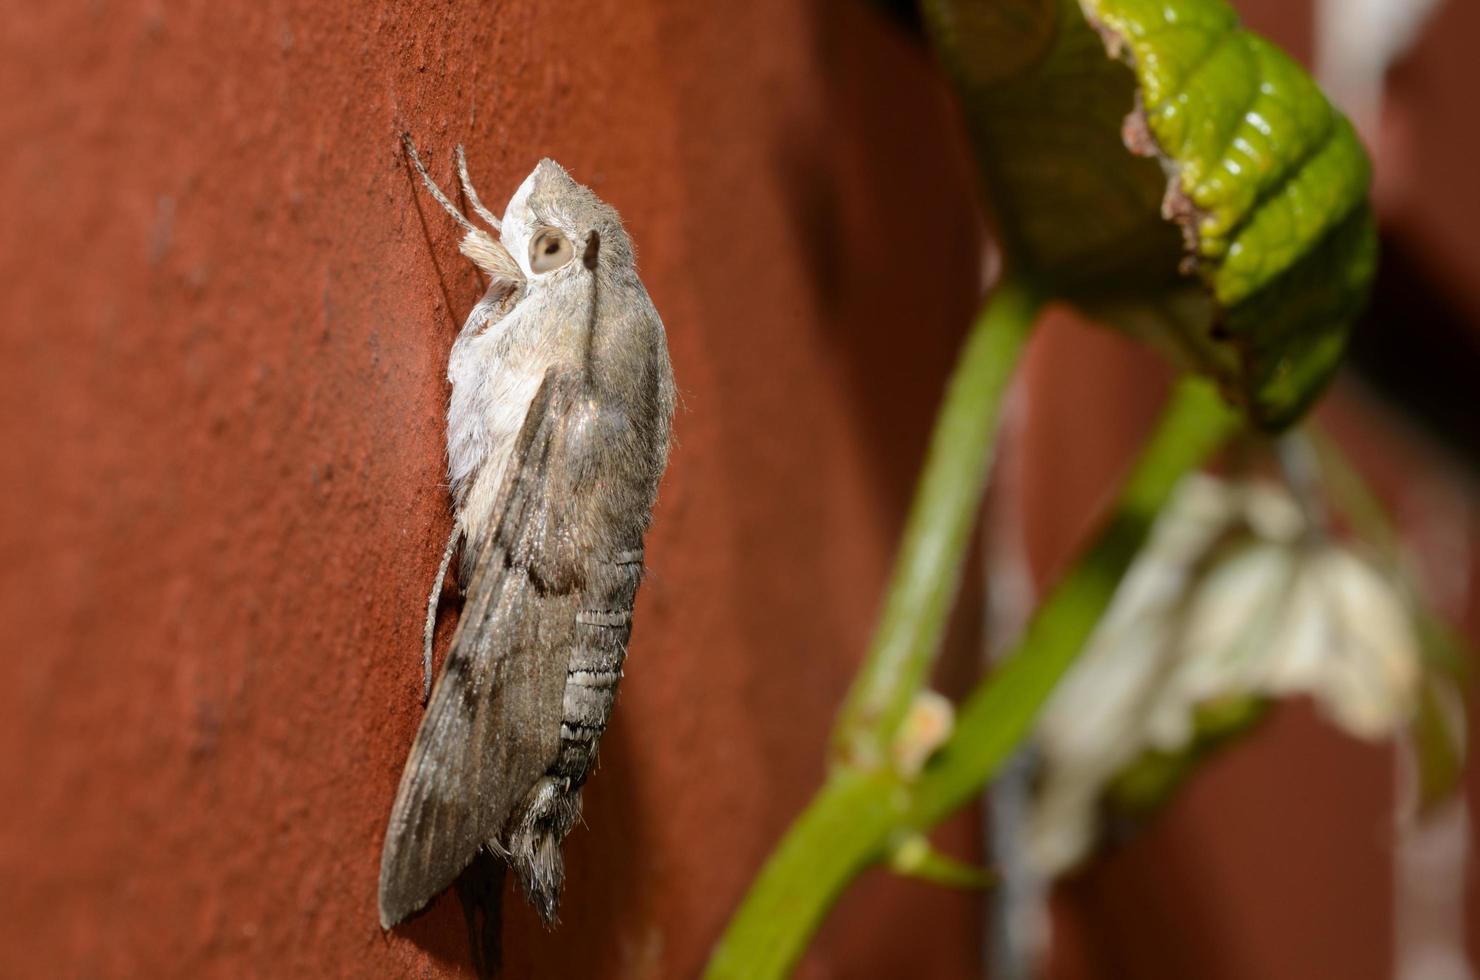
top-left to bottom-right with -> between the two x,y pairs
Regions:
921,0 -> 1377,429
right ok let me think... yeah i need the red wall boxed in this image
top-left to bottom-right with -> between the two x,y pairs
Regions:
2,1 -> 1474,977
1,1 -> 988,975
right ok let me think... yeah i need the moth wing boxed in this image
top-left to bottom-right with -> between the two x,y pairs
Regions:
379,370 -> 587,928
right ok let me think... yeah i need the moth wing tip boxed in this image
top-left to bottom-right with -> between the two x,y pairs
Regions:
377,884 -> 400,931
377,867 -> 421,931
378,889 -> 417,931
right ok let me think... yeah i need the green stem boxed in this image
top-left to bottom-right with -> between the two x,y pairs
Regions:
834,277 -> 1041,767
702,769 -> 904,980
704,377 -> 1238,980
907,377 -> 1238,824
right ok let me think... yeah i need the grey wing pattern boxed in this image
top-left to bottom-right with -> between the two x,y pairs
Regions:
378,370 -> 587,928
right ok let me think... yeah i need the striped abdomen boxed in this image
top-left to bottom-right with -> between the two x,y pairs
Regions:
551,548 -> 644,785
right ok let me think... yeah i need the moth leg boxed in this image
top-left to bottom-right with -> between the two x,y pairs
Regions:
423,524 -> 461,703
401,133 -> 480,236
455,145 -> 502,232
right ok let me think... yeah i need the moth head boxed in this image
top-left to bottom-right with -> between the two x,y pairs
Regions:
500,159 -> 631,280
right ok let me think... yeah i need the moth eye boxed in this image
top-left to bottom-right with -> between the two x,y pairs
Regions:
529,228 -> 574,273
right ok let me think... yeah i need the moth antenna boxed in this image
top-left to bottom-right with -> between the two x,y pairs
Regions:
455,145 -> 502,231
401,133 -> 479,235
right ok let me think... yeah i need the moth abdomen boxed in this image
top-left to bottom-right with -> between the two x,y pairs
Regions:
503,778 -> 582,925
575,609 -> 633,628
562,670 -> 620,725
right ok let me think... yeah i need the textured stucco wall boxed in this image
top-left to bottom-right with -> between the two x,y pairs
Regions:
4,1 -> 1476,978
0,0 -> 991,976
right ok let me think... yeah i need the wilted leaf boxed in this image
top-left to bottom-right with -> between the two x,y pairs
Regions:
1105,693 -> 1265,816
1028,474 -> 1421,876
920,0 -> 1377,429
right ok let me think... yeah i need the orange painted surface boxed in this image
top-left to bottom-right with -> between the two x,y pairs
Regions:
3,1 -> 1475,978
0,1 -> 987,976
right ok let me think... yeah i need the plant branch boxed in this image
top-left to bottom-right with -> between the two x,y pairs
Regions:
704,377 -> 1238,980
833,277 -> 1041,767
906,378 -> 1238,825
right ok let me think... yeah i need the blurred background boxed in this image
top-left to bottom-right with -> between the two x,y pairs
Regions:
1,0 -> 1474,977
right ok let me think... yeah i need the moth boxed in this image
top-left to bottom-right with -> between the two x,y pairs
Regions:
379,136 -> 675,938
